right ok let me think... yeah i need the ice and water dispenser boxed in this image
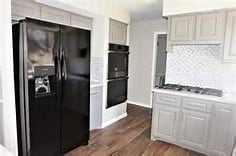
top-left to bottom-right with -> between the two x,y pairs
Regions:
32,66 -> 55,97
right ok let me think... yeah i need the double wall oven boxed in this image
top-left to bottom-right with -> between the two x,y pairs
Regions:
107,43 -> 129,108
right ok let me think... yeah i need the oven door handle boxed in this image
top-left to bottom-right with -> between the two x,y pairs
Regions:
107,77 -> 129,82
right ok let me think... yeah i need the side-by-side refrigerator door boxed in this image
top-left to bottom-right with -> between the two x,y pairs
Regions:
24,20 -> 60,156
60,26 -> 91,153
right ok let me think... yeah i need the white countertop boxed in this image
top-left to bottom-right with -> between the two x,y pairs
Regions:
152,88 -> 236,105
90,81 -> 103,88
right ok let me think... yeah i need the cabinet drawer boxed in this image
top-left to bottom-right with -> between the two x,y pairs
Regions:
153,93 -> 181,107
183,98 -> 212,112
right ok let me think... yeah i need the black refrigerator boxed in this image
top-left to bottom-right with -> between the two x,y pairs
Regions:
12,18 -> 90,156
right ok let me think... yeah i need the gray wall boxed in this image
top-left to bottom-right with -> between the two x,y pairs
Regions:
128,18 -> 167,107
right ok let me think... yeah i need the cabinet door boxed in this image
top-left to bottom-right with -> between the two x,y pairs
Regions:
179,109 -> 209,150
195,12 -> 223,42
208,104 -> 233,156
170,16 -> 194,41
152,105 -> 179,142
41,6 -> 70,25
90,86 -> 103,130
71,14 -> 92,30
223,11 -> 236,61
11,1 -> 41,21
109,19 -> 127,45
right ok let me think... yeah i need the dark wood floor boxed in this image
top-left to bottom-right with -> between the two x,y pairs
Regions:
65,104 -> 204,156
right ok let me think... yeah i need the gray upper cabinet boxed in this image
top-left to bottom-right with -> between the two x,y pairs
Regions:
195,12 -> 223,42
168,11 -> 225,45
11,1 -> 41,21
223,10 -> 236,62
41,6 -> 70,25
109,19 -> 128,45
70,14 -> 92,30
12,1 -> 93,31
169,16 -> 194,41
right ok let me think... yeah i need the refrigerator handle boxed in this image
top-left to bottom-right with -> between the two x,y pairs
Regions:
62,50 -> 67,80
56,52 -> 61,80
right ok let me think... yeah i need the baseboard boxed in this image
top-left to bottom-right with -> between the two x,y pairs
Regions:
101,112 -> 127,128
127,100 -> 152,108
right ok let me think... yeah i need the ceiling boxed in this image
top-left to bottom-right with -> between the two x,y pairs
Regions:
109,0 -> 163,21
70,0 -> 163,21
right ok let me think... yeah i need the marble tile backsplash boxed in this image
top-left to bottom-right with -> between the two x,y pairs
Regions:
166,45 -> 236,94
91,57 -> 103,83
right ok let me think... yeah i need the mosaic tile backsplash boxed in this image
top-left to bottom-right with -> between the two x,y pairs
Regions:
91,57 -> 103,83
165,45 -> 236,94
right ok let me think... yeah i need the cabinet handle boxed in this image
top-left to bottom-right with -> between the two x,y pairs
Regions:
221,109 -> 231,113
90,92 -> 99,95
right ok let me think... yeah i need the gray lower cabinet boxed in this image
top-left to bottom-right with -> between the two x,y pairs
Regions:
152,104 -> 179,142
179,109 -> 210,150
208,103 -> 233,156
151,91 -> 235,156
90,86 -> 103,130
109,19 -> 128,45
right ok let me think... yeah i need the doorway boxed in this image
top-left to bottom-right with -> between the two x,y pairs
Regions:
154,34 -> 167,87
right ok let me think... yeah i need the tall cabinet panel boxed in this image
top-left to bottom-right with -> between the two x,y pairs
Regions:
208,104 -> 233,156
61,26 -> 90,153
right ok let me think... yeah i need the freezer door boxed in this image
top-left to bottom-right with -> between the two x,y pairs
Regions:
61,26 -> 90,153
25,19 -> 61,156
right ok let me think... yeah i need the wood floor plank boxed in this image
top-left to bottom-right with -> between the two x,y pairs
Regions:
110,129 -> 153,156
141,141 -> 170,156
65,104 -> 204,156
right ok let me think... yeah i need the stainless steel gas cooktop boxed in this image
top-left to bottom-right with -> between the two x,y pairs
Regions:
156,84 -> 223,97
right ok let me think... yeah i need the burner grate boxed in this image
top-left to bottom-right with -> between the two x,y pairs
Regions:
156,84 -> 223,97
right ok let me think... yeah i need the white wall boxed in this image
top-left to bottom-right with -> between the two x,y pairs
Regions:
163,0 -> 236,16
128,18 -> 167,107
0,0 -> 18,155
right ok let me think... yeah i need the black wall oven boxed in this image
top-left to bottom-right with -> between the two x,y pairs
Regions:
107,77 -> 128,108
107,43 -> 129,108
108,52 -> 129,79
